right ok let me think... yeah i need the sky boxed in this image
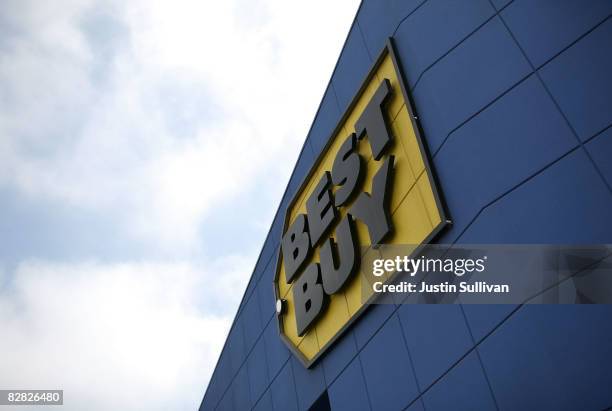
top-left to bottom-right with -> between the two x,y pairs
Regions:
0,0 -> 360,409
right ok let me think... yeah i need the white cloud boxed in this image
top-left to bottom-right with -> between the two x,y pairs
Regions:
0,0 -> 360,254
0,0 -> 360,409
0,257 -> 253,411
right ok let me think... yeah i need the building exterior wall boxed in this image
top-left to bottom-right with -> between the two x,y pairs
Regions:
199,1 -> 612,410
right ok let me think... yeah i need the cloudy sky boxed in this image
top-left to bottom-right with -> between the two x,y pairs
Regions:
0,0 -> 359,409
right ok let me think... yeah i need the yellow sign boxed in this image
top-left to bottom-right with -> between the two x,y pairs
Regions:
273,39 -> 449,367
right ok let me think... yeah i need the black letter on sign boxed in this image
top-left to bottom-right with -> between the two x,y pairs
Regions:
281,214 -> 311,284
319,215 -> 359,294
306,171 -> 337,247
293,263 -> 326,336
350,156 -> 394,246
331,133 -> 363,207
355,79 -> 393,160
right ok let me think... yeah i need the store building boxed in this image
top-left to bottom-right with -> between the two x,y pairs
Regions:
199,1 -> 612,410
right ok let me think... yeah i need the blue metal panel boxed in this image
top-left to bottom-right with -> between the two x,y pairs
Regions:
227,321 -> 247,377
257,260 -> 277,326
406,398 -> 425,411
459,149 -> 612,244
421,351 -> 496,411
270,361 -> 299,411
232,364 -> 252,411
321,329 -> 358,385
461,304 -> 518,343
260,223 -> 281,266
214,349 -> 233,404
287,140 -> 315,199
539,18 -> 612,140
308,87 -> 341,156
490,0 -> 512,11
360,315 -> 420,410
290,356 -> 326,411
252,227 -> 281,302
397,305 -> 474,389
251,240 -> 276,286
242,291 -> 263,351
358,0 -> 426,56
410,17 -> 531,154
352,303 -> 395,349
247,336 -> 270,405
394,0 -> 495,87
253,389 -> 273,411
479,306 -> 612,410
501,0 -> 612,67
328,357 -> 371,411
586,127 -> 612,188
262,317 -> 290,381
434,75 -> 577,243
217,389 -> 233,411
331,23 -> 372,112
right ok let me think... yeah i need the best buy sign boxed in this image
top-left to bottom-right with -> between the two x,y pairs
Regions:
273,39 -> 449,368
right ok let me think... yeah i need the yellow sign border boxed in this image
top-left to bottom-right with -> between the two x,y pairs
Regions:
273,37 -> 451,368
